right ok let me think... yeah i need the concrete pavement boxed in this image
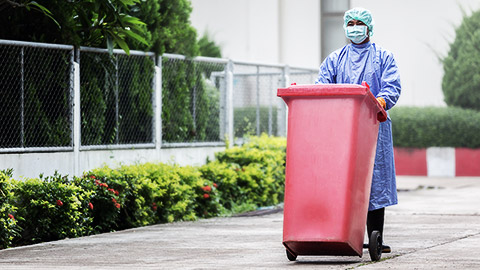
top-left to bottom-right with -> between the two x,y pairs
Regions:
1,176 -> 480,269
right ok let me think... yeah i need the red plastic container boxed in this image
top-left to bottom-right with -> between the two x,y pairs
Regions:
277,83 -> 387,258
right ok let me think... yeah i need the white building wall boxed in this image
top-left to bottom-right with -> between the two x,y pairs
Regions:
277,0 -> 321,68
190,0 -> 320,68
190,0 -> 480,107
190,0 -> 279,64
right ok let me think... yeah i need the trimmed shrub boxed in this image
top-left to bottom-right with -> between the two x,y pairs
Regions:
0,170 -> 20,249
390,106 -> 480,148
198,161 -> 240,212
73,174 -> 123,233
87,163 -> 200,228
14,173 -> 93,245
1,135 -> 287,249
213,135 -> 286,208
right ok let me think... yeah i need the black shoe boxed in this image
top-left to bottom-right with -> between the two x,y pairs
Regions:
363,243 -> 391,253
382,244 -> 391,253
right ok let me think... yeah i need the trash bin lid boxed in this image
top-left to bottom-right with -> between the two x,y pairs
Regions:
277,83 -> 369,97
277,83 -> 387,122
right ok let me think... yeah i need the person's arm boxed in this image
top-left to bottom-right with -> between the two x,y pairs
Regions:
377,52 -> 401,110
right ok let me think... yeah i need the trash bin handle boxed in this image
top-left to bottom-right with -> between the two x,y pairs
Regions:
361,82 -> 388,123
377,106 -> 388,122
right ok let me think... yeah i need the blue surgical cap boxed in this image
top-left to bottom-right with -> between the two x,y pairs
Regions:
344,7 -> 374,36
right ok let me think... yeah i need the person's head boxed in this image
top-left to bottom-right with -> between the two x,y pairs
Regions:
343,7 -> 374,44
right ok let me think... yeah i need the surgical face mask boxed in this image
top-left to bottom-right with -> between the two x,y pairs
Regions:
345,25 -> 368,44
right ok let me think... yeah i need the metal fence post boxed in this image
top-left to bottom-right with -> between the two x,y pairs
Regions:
69,49 -> 75,148
219,68 -> 226,142
114,56 -> 120,144
256,65 -> 260,136
155,56 -> 162,153
268,74 -> 273,136
20,47 -> 25,148
73,60 -> 81,176
277,65 -> 290,137
226,60 -> 234,145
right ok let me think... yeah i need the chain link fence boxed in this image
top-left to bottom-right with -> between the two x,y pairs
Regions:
0,39 -> 318,153
161,54 -> 227,145
232,62 -> 284,138
289,67 -> 319,86
80,47 -> 155,148
0,40 -> 74,151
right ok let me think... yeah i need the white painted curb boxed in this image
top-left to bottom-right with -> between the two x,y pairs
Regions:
427,147 -> 455,177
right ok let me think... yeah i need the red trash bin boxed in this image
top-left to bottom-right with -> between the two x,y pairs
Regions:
277,83 -> 387,261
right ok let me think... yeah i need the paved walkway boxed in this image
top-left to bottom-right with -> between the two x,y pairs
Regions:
1,176 -> 480,269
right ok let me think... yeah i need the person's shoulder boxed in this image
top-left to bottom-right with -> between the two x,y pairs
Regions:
372,43 -> 395,59
371,43 -> 396,58
326,44 -> 350,59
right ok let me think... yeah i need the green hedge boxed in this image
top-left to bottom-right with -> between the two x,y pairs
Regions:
390,106 -> 480,148
0,170 -> 19,249
0,135 -> 286,249
15,174 -> 93,245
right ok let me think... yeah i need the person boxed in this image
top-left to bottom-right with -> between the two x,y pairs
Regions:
315,7 -> 401,253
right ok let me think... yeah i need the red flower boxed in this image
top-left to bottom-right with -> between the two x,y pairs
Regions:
112,198 -> 117,203
8,214 -> 14,220
100,183 -> 108,188
203,193 -> 210,199
202,185 -> 212,192
108,188 -> 115,193
94,180 -> 100,186
90,175 -> 96,179
56,200 -> 63,206
114,203 -> 121,209
152,202 -> 158,211
88,202 -> 94,210
213,183 -> 218,188
114,190 -> 119,196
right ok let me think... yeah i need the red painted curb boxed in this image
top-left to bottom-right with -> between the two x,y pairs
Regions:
455,148 -> 480,176
394,148 -> 427,176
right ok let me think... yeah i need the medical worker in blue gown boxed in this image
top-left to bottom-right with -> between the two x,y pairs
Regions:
315,7 -> 401,253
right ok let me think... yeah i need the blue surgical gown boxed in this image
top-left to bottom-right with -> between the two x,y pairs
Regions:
315,41 -> 401,211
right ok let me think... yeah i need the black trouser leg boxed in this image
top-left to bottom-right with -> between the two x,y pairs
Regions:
367,207 -> 385,239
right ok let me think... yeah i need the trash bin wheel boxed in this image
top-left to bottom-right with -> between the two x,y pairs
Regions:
368,230 -> 382,261
286,249 -> 297,261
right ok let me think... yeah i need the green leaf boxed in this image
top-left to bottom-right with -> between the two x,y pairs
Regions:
121,15 -> 146,26
119,0 -> 140,6
113,35 -> 130,55
27,2 -> 60,27
123,29 -> 148,45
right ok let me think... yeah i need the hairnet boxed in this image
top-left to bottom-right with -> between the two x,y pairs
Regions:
344,7 -> 374,36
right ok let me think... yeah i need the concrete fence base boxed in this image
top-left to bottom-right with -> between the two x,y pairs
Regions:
394,147 -> 480,177
0,146 -> 224,180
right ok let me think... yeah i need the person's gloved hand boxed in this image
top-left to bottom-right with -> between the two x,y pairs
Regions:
376,97 -> 386,109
